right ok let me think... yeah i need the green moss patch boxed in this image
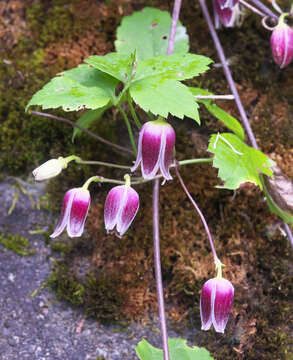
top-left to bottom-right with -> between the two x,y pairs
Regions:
0,233 -> 36,256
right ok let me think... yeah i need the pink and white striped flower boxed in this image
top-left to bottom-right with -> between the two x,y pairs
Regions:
200,277 -> 234,333
104,183 -> 139,238
213,0 -> 240,28
51,188 -> 91,238
131,119 -> 175,181
271,19 -> 293,69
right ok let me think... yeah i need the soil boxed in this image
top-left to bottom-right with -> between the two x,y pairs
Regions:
1,1 -> 293,360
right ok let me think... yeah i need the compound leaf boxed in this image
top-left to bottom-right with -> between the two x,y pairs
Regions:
27,65 -> 118,112
208,133 -> 274,190
133,54 -> 212,82
115,7 -> 189,60
85,52 -> 135,83
130,79 -> 199,122
135,338 -> 213,360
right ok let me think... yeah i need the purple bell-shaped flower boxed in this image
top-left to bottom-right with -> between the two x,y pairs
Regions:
131,119 -> 175,181
200,277 -> 234,333
213,0 -> 240,28
270,14 -> 293,69
104,175 -> 139,238
51,188 -> 91,238
217,0 -> 238,10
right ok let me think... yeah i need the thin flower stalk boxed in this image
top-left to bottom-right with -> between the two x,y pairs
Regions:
30,110 -> 133,155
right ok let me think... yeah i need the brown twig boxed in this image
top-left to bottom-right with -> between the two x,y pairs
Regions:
30,110 -> 134,155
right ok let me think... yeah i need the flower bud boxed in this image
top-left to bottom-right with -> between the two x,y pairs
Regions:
104,184 -> 139,238
270,21 -> 293,69
131,119 -> 175,181
200,277 -> 234,333
51,188 -> 91,238
32,158 -> 65,181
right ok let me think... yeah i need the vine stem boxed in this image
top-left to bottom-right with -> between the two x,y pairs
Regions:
198,0 -> 258,149
153,179 -> 170,360
30,110 -> 133,155
76,157 -> 212,169
198,0 -> 293,246
127,93 -> 142,129
76,159 -> 130,169
117,104 -> 137,155
174,165 -> 220,264
249,0 -> 279,20
167,0 -> 182,55
150,1 -> 184,359
239,0 -> 266,17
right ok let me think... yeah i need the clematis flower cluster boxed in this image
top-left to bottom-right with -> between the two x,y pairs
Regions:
32,118 -> 235,334
213,0 -> 240,28
33,119 -> 176,239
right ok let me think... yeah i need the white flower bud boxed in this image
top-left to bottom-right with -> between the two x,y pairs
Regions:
32,158 -> 64,181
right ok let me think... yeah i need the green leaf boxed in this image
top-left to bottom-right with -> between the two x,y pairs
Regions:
128,55 -> 211,122
61,65 -> 118,98
27,65 -> 118,112
208,133 -> 274,190
115,7 -> 189,60
133,54 -> 212,82
72,105 -> 110,141
135,338 -> 213,360
189,87 -> 245,140
84,52 -> 135,83
130,79 -> 199,122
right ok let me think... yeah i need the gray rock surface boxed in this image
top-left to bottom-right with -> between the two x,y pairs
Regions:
0,179 -> 184,360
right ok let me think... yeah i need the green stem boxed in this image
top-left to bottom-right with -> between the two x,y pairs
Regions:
74,157 -> 212,170
76,159 -> 130,170
62,155 -> 81,168
117,104 -> 137,155
178,158 -> 213,166
216,258 -> 224,279
80,157 -> 213,188
82,175 -> 126,189
127,93 -> 142,129
124,174 -> 131,186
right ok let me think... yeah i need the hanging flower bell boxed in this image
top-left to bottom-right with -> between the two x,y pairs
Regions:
51,188 -> 91,238
131,119 -> 176,181
104,175 -> 139,238
200,277 -> 234,333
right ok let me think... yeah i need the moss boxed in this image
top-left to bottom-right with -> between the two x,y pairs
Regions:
50,240 -> 73,254
47,261 -> 85,305
0,233 -> 36,256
